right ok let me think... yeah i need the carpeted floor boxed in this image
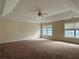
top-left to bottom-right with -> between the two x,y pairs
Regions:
1,39 -> 79,59
0,44 -> 2,59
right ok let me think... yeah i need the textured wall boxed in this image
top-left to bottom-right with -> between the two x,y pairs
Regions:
0,20 -> 2,42
0,20 -> 40,43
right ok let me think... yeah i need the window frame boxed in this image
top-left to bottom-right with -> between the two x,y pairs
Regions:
42,25 -> 53,36
64,23 -> 79,38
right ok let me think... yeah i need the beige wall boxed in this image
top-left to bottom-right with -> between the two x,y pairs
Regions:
0,20 -> 2,42
41,18 -> 79,44
0,20 -> 40,43
1,18 -> 79,44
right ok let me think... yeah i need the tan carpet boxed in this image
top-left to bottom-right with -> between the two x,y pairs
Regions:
1,39 -> 79,59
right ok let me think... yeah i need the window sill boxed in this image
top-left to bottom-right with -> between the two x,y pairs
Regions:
64,37 -> 79,39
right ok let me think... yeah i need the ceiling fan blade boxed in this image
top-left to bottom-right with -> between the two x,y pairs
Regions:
41,15 -> 46,18
43,13 -> 48,15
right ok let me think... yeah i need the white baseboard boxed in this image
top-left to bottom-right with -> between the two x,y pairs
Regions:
0,38 -> 41,44
0,39 -> 27,44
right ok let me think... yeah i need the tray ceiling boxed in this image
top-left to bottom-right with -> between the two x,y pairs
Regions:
0,0 -> 79,23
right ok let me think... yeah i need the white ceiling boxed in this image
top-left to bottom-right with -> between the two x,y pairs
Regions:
1,0 -> 79,23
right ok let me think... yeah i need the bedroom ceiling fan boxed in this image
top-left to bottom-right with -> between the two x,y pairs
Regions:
32,8 -> 48,19
37,9 -> 48,18
30,8 -> 48,23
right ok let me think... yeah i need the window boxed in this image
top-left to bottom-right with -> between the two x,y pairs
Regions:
42,25 -> 53,36
64,23 -> 79,38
